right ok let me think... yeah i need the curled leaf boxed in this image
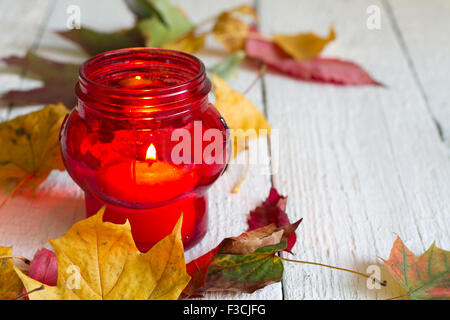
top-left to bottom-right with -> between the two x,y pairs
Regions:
182,222 -> 299,298
247,188 -> 300,253
28,248 -> 57,287
382,236 -> 450,300
15,208 -> 190,300
273,26 -> 336,61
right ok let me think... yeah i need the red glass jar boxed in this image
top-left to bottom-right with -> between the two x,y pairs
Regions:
60,48 -> 230,252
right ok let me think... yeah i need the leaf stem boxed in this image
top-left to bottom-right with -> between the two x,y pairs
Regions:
0,255 -> 30,264
0,173 -> 34,209
13,285 -> 44,300
231,146 -> 250,193
279,257 -> 387,287
243,63 -> 266,95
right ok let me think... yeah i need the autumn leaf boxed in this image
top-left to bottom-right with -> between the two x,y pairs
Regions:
163,31 -> 206,54
0,247 -> 24,300
207,50 -> 246,80
58,26 -> 144,56
138,0 -> 194,47
212,74 -> 270,157
382,236 -> 450,300
182,222 -> 299,298
212,5 -> 258,52
246,36 -> 381,85
0,104 -> 68,197
27,248 -> 57,287
1,52 -> 79,107
248,188 -> 300,253
273,26 -> 336,61
15,208 -> 190,300
125,0 -> 169,22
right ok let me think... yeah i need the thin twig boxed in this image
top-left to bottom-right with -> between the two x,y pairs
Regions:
13,285 -> 44,300
243,64 -> 267,95
280,257 -> 387,287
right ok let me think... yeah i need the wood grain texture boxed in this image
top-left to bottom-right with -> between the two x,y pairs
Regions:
386,0 -> 450,149
259,0 -> 450,299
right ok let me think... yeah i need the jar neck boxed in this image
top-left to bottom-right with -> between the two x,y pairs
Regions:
76,48 -> 211,120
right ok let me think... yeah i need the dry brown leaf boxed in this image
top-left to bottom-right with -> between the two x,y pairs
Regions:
212,5 -> 258,52
0,104 -> 68,194
273,26 -> 336,61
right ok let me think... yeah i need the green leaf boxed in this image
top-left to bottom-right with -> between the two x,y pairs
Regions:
1,52 -> 79,107
137,0 -> 194,47
382,236 -> 450,300
204,241 -> 286,293
125,0 -> 168,23
57,26 -> 144,56
207,50 -> 246,80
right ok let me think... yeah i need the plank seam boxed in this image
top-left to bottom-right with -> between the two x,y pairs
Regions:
382,0 -> 445,144
254,0 -> 285,301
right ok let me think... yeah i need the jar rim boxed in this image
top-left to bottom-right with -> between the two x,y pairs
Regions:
79,47 -> 206,94
76,47 -> 211,117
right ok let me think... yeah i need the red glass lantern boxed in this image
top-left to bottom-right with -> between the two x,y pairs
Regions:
60,48 -> 230,252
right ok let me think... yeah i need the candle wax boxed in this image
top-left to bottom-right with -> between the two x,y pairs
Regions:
92,160 -> 199,250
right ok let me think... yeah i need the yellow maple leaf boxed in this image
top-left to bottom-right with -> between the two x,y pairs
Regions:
0,247 -> 24,300
15,208 -> 190,300
0,103 -> 68,194
212,74 -> 270,157
163,31 -> 206,54
213,5 -> 258,52
273,26 -> 336,61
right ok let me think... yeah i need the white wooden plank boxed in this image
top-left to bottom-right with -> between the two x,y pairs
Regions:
259,0 -> 450,299
0,0 -> 52,120
386,0 -> 450,149
0,0 -> 279,300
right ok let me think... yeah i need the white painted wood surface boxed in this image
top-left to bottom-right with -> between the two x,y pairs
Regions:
0,0 -> 448,300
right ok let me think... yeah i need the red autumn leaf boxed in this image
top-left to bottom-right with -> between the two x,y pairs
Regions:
247,188 -> 299,253
245,36 -> 382,86
381,236 -> 450,300
28,248 -> 57,286
182,221 -> 300,298
1,51 -> 79,107
22,248 -> 57,300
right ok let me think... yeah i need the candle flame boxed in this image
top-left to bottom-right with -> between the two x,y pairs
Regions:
135,75 -> 142,80
146,144 -> 157,160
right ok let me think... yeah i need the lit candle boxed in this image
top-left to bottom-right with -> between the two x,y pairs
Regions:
95,144 -> 198,247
